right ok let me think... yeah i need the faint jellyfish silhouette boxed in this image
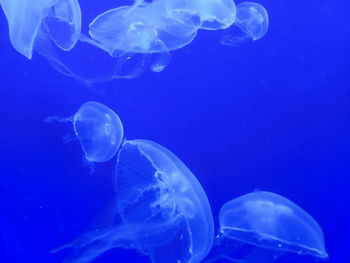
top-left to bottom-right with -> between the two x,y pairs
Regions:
45,101 -> 124,163
221,2 -> 269,46
204,191 -> 328,263
0,0 -> 81,59
35,34 -> 161,86
52,139 -> 214,263
149,50 -> 172,73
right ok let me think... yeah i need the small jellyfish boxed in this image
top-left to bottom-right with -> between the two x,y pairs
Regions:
46,101 -> 124,163
72,101 -> 124,163
0,0 -> 81,59
205,191 -> 328,262
221,2 -> 269,46
52,139 -> 214,263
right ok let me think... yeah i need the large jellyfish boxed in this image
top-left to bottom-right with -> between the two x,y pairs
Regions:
221,2 -> 269,46
46,101 -> 124,163
52,139 -> 214,263
205,191 -> 328,262
0,0 -> 240,83
0,0 -> 81,59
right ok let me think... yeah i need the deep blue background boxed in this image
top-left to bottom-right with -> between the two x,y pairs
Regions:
0,0 -> 349,262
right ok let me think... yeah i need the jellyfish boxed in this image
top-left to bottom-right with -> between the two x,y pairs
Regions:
221,2 -> 269,46
86,3 -> 198,56
52,139 -> 214,263
46,101 -> 124,163
77,0 -> 237,56
0,0 -> 240,83
204,191 -> 328,263
165,0 -> 236,31
72,101 -> 124,162
0,0 -> 81,59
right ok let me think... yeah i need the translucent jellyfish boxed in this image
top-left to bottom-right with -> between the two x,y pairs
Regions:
86,2 -> 198,56
52,139 -> 214,263
81,0 -> 237,56
165,0 -> 236,30
46,101 -> 124,163
0,0 -> 81,59
205,191 -> 328,262
72,101 -> 124,162
221,2 -> 269,46
0,0 -> 239,83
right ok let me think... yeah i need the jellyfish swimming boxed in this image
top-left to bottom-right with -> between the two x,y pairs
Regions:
204,191 -> 328,262
46,101 -> 124,163
72,101 -> 124,163
221,2 -> 269,46
52,139 -> 214,263
0,0 -> 81,59
0,0 -> 244,83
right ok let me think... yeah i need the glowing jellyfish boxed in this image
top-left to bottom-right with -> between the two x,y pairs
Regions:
0,0 -> 81,59
221,2 -> 269,46
46,101 -> 124,163
205,191 -> 328,262
85,0 -> 237,55
0,0 -> 240,83
87,3 -> 197,56
52,139 -> 214,263
72,101 -> 124,162
167,0 -> 237,30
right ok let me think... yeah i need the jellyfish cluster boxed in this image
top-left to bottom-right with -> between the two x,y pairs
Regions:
49,101 -> 214,263
1,1 -> 329,262
0,0 -> 269,83
47,101 -> 329,263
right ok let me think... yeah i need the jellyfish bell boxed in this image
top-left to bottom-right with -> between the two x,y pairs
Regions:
205,191 -> 328,262
199,0 -> 237,30
0,0 -> 81,59
45,101 -> 124,163
114,139 -> 214,262
221,1 -> 269,46
235,2 -> 269,40
41,0 -> 82,51
220,191 -> 328,258
163,0 -> 236,31
52,139 -> 214,263
87,1 -> 199,56
72,101 -> 124,163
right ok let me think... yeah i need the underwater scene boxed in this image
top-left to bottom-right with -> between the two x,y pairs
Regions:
0,0 -> 349,262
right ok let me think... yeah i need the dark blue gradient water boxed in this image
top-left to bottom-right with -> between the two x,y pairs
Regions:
0,1 -> 349,262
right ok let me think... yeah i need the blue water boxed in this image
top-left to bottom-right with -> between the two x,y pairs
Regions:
0,0 -> 349,262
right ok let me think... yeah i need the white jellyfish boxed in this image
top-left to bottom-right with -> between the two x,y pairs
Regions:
204,191 -> 328,262
0,0 -> 81,59
0,0 -> 240,83
166,0 -> 237,30
52,139 -> 214,263
221,1 -> 269,46
75,0 -> 237,56
72,101 -> 124,162
45,101 -> 124,163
